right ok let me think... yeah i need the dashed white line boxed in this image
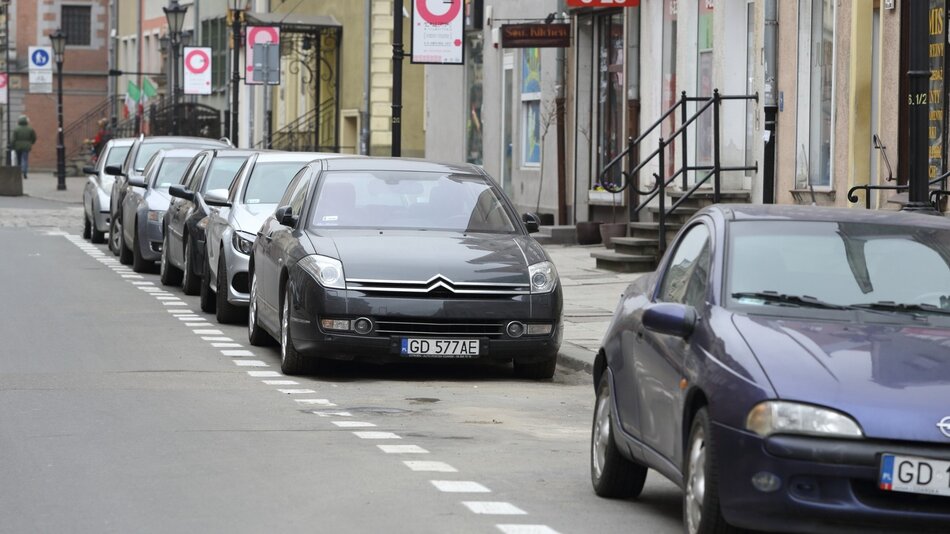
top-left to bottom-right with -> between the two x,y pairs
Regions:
131,281 -> 153,285
121,274 -> 144,279
247,371 -> 282,378
496,526 -> 560,534
462,502 -> 526,515
193,329 -> 224,335
205,337 -> 234,342
430,481 -> 490,493
313,411 -> 353,417
331,421 -> 374,428
156,296 -> 180,300
163,301 -> 187,306
353,431 -> 400,440
222,350 -> 255,357
277,388 -> 316,394
185,322 -> 212,327
211,342 -> 242,348
263,380 -> 299,386
234,360 -> 268,367
377,445 -> 428,454
296,399 -> 336,406
403,461 -> 458,472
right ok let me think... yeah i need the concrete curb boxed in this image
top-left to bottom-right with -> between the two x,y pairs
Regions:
557,342 -> 595,374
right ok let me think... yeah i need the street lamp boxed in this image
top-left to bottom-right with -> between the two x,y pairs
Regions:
50,29 -> 66,191
164,0 -> 188,136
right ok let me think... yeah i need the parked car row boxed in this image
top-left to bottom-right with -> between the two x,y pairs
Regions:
82,136 -> 562,380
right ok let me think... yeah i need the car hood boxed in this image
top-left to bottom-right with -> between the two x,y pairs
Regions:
309,230 -> 542,285
232,203 -> 277,234
732,313 -> 950,443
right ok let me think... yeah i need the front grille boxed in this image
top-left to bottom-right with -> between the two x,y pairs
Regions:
373,319 -> 507,338
346,276 -> 529,298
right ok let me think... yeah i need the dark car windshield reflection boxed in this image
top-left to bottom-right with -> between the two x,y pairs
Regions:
309,171 -> 517,233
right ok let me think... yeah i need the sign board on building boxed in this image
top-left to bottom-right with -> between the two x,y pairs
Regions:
245,26 -> 279,85
411,0 -> 464,65
566,0 -> 639,7
28,46 -> 53,94
183,46 -> 213,95
501,24 -> 571,48
252,43 -> 280,85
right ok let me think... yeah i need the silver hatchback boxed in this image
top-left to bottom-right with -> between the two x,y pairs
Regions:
204,152 -> 343,324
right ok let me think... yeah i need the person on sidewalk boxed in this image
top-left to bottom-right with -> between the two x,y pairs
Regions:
12,116 -> 37,180
93,118 -> 112,158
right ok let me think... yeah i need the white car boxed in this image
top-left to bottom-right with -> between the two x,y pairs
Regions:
82,138 -> 134,243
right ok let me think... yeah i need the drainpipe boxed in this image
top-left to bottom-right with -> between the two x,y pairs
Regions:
361,0 -> 371,155
762,0 -> 777,204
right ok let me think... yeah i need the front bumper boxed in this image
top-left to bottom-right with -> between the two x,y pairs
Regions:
136,218 -> 164,262
714,423 -> 950,533
286,273 -> 562,364
222,240 -> 251,306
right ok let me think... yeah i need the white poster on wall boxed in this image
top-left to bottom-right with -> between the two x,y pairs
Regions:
411,0 -> 464,65
183,47 -> 213,95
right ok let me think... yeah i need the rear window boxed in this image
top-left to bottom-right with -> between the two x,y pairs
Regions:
135,141 -> 222,172
152,158 -> 193,189
202,156 -> 248,193
105,145 -> 131,167
242,161 -> 308,204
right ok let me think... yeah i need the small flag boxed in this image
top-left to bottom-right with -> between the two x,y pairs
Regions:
142,77 -> 158,106
124,80 -> 140,118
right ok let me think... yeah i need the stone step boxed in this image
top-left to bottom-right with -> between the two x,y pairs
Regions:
590,250 -> 657,273
628,221 -> 682,242
667,189 -> 751,209
646,205 -> 699,224
612,237 -> 659,256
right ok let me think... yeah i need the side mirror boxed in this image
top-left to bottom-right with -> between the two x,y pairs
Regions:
522,212 -> 541,234
642,303 -> 697,339
275,205 -> 297,227
169,184 -> 195,201
127,178 -> 148,188
82,166 -> 97,175
205,188 -> 231,208
105,165 -> 124,177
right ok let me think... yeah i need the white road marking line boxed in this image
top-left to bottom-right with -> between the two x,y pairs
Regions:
131,281 -> 153,285
461,502 -> 526,515
234,360 -> 268,367
204,336 -> 234,342
185,323 -> 212,327
121,275 -> 144,279
403,461 -> 457,472
247,371 -> 282,377
222,350 -> 255,357
156,296 -> 180,300
176,316 -> 203,320
168,309 -> 193,314
377,445 -> 428,454
331,421 -> 375,428
163,301 -> 187,306
313,411 -> 353,417
193,329 -> 224,335
296,399 -> 336,406
430,481 -> 491,493
263,380 -> 299,385
277,389 -> 316,394
353,431 -> 401,440
496,526 -> 560,534
211,342 -> 242,348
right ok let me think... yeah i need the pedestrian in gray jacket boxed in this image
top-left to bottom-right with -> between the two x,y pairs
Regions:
12,116 -> 37,179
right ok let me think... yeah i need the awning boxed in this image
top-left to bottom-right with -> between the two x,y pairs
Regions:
244,11 -> 342,32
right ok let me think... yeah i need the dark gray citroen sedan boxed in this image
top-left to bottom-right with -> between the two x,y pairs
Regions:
248,157 -> 562,378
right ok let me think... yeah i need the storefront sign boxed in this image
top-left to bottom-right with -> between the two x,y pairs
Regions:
566,0 -> 639,7
411,0 -> 464,64
501,24 -> 570,48
928,0 -> 945,179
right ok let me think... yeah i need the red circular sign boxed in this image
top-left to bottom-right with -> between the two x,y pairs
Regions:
185,49 -> 210,74
415,0 -> 461,25
0,74 -> 7,89
246,27 -> 279,73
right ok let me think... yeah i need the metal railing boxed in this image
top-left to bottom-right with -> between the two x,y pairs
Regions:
847,170 -> 950,210
63,96 -> 113,159
258,97 -> 337,152
598,90 -> 758,253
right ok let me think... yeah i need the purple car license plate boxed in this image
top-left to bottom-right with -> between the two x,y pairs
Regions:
400,338 -> 479,359
879,454 -> 950,498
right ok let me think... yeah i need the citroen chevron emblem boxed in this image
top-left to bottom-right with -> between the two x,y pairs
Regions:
938,416 -> 950,438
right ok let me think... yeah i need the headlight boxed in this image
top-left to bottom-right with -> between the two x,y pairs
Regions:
528,261 -> 558,293
298,254 -> 345,290
745,401 -> 864,438
231,231 -> 255,256
147,210 -> 165,223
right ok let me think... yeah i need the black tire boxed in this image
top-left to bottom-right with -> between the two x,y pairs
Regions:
513,356 -> 558,379
280,284 -> 309,375
109,215 -> 121,256
90,219 -> 106,244
181,238 -> 200,295
131,223 -> 151,273
215,253 -> 244,324
199,257 -> 216,313
82,212 -> 91,239
591,372 -> 648,498
247,270 -> 273,346
683,408 -> 736,534
118,222 -> 133,265
160,231 -> 183,287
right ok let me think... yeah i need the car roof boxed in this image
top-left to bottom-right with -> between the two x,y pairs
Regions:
253,151 -> 344,163
139,136 -> 229,146
707,203 -> 950,230
323,156 -> 481,175
199,148 -> 258,158
153,148 -> 204,159
107,138 -> 136,147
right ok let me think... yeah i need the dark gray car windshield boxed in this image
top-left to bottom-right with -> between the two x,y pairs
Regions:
202,156 -> 248,193
152,158 -> 192,189
310,171 -> 517,233
242,162 -> 307,204
728,221 -> 950,308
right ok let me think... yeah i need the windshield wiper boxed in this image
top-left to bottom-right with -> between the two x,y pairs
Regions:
731,291 -> 850,310
849,301 -> 950,316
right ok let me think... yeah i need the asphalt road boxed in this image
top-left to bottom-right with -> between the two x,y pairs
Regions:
0,223 -> 684,534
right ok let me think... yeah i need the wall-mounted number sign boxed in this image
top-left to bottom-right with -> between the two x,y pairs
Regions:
566,0 -> 640,7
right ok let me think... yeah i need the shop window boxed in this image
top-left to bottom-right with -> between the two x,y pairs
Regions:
62,5 -> 91,46
796,0 -> 835,187
521,48 -> 542,167
597,12 -> 625,186
466,34 -> 484,166
662,0 -> 678,179
696,1 -> 715,167
745,0 -> 756,171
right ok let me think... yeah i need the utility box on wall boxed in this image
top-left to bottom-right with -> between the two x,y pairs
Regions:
0,166 -> 23,196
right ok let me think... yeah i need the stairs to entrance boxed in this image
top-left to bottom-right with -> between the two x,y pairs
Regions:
591,190 -> 751,273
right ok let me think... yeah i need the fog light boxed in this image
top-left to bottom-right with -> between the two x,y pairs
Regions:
320,318 -> 350,331
506,321 -> 526,338
352,317 -> 373,335
751,471 -> 781,493
526,324 -> 553,335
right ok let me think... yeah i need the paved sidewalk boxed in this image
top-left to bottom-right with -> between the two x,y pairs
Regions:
3,172 -> 645,373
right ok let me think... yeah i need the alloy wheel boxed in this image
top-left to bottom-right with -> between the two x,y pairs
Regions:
685,427 -> 707,534
281,293 -> 289,364
592,386 -> 611,480
248,273 -> 258,337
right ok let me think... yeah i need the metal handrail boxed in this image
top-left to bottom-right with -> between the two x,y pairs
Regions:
847,170 -> 950,209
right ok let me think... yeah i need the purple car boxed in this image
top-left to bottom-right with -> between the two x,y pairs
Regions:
591,204 -> 950,533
